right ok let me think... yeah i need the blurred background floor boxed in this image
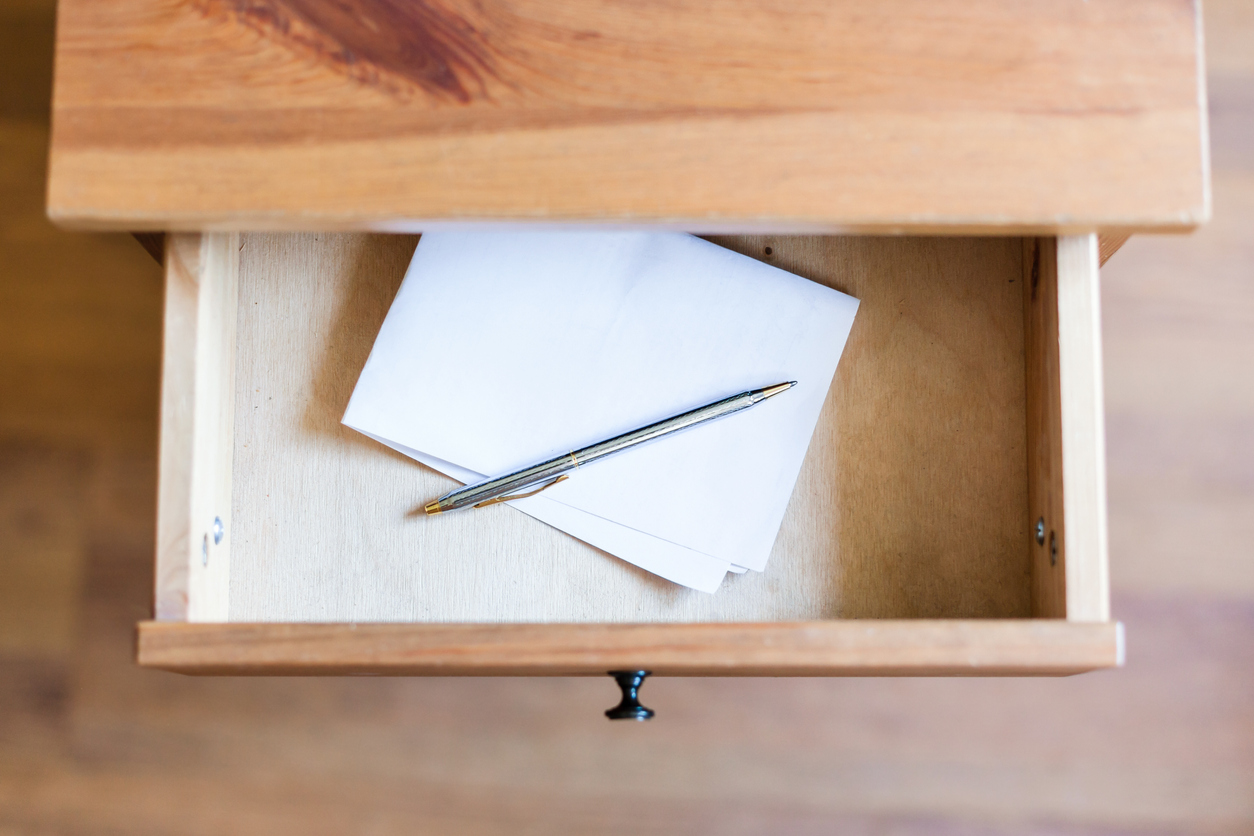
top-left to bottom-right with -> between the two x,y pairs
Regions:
1,1 -> 1251,833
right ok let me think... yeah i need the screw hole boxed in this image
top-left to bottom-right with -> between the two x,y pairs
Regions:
763,246 -> 773,256
1049,530 -> 1057,567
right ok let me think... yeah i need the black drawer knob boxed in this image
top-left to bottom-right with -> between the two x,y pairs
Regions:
605,670 -> 654,721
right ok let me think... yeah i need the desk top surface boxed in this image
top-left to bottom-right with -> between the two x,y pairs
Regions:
48,0 -> 1208,233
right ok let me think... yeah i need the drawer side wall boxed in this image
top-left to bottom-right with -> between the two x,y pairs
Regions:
154,233 -> 238,621
1023,235 -> 1111,621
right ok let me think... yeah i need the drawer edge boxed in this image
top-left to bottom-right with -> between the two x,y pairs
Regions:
136,620 -> 1121,677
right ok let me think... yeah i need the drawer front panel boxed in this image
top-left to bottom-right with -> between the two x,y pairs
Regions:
137,620 -> 1122,677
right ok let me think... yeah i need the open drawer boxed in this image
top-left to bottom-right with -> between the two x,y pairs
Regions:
138,233 -> 1119,676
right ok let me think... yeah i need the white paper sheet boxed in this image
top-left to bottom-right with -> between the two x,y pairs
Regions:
343,231 -> 858,590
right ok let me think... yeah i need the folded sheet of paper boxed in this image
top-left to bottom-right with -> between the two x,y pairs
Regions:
343,231 -> 859,592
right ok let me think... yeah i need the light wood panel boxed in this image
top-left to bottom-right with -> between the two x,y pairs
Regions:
135,620 -> 1121,676
153,237 -> 197,620
47,0 -> 1208,232
1056,236 -> 1111,621
154,233 -> 238,621
221,234 -> 1030,623
1023,236 -> 1111,621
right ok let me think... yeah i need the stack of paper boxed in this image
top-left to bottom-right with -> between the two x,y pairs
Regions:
343,231 -> 858,591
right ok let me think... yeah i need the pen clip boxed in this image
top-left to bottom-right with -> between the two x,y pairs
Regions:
473,475 -> 569,509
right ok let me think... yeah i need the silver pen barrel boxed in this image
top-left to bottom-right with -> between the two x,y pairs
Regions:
424,381 -> 795,514
571,389 -> 758,467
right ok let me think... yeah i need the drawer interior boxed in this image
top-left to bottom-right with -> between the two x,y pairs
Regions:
158,233 -> 1081,624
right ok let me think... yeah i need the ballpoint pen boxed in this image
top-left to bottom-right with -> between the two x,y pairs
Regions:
423,381 -> 797,514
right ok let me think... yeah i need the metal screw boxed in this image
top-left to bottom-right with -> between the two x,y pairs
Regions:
201,533 -> 209,567
1035,517 -> 1045,546
213,516 -> 225,545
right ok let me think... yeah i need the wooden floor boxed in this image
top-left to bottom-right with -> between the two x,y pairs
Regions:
2,1 -> 1251,832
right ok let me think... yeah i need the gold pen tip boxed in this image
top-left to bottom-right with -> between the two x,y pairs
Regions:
424,500 -> 442,515
760,381 -> 797,398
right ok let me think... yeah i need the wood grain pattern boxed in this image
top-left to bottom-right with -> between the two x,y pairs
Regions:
1098,232 -> 1132,266
47,0 -> 1208,232
0,446 -> 86,655
1024,238 -> 1067,618
135,620 -> 1122,676
154,233 -> 238,621
1056,235 -> 1110,621
1023,236 -> 1110,620
197,0 -> 502,104
223,233 -> 1031,623
153,236 -> 196,620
